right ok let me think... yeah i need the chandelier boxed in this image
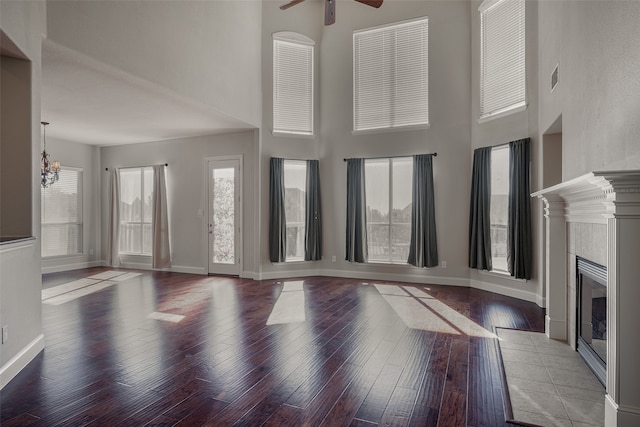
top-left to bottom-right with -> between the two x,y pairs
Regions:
40,121 -> 60,188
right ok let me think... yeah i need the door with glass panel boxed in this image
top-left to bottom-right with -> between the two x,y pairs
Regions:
208,159 -> 241,275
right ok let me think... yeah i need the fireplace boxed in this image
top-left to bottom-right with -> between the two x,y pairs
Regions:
576,257 -> 607,386
532,170 -> 640,427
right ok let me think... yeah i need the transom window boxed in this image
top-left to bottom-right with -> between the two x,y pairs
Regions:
119,167 -> 153,255
353,17 -> 429,132
273,32 -> 314,136
364,157 -> 413,263
41,167 -> 83,257
480,0 -> 526,121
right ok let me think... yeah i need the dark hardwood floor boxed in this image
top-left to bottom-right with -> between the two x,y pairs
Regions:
1,268 -> 544,426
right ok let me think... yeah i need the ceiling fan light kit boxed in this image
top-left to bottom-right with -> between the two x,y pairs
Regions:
280,0 -> 383,26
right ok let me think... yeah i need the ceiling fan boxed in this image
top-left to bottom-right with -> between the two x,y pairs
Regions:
280,0 -> 383,26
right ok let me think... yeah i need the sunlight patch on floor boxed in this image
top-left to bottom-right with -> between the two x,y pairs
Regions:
42,270 -> 142,305
147,311 -> 185,323
373,284 -> 497,338
266,281 -> 306,325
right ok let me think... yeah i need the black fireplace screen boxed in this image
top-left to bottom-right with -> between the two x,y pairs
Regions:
577,257 -> 607,386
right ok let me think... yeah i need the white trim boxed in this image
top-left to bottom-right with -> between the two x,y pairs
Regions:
42,259 -> 102,274
273,31 -> 315,46
351,123 -> 431,136
170,265 -> 206,275
470,278 -> 538,304
478,102 -> 527,124
271,130 -> 315,139
354,15 -> 428,35
0,238 -> 35,253
0,334 -> 44,390
259,268 -> 322,281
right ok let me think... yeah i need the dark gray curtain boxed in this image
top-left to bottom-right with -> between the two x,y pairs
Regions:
469,147 -> 492,271
407,154 -> 438,267
345,159 -> 368,263
508,138 -> 532,279
269,157 -> 286,262
305,160 -> 322,261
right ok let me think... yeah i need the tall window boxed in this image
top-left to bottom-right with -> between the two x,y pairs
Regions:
273,32 -> 314,136
364,157 -> 413,263
490,146 -> 509,271
284,160 -> 307,261
353,17 -> 429,132
119,167 -> 153,255
480,0 -> 526,120
41,168 -> 83,257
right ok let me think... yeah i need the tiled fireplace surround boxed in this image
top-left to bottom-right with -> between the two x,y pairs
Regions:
533,171 -> 640,427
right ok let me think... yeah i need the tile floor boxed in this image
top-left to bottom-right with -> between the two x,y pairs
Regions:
497,328 -> 605,427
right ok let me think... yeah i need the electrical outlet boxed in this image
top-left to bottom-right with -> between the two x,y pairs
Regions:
331,255 -> 336,262
442,261 -> 447,269
2,325 -> 7,344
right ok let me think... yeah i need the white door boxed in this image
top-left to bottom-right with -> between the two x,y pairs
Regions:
208,159 -> 241,275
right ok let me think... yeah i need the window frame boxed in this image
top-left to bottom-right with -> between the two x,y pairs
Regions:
41,166 -> 84,258
283,160 -> 307,262
119,166 -> 153,257
479,0 -> 526,123
273,32 -> 315,137
353,17 -> 430,134
489,145 -> 509,274
364,157 -> 413,265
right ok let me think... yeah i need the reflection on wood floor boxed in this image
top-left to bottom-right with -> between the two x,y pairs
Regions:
1,268 -> 544,426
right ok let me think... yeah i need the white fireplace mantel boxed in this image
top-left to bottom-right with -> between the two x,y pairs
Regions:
532,170 -> 640,427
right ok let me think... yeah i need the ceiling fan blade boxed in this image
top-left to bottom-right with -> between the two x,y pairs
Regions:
354,0 -> 383,8
325,0 -> 336,25
280,0 -> 306,11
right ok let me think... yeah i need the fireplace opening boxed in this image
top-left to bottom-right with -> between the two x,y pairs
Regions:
576,257 -> 607,386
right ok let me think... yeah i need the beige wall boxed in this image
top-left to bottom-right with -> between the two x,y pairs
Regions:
260,1 -> 475,286
0,0 -> 46,385
538,1 -> 640,179
100,131 -> 258,276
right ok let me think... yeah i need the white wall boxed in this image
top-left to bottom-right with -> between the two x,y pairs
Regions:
260,0 -> 475,287
469,0 -> 542,304
100,131 -> 258,276
41,138 -> 101,273
538,1 -> 640,179
0,0 -> 46,388
45,0 -> 263,128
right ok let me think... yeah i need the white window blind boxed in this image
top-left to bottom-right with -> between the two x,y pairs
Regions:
353,17 -> 429,132
41,168 -> 83,257
480,0 -> 526,119
273,34 -> 314,136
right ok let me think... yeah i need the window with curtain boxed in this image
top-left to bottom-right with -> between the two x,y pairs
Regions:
490,146 -> 509,272
119,167 -> 153,255
284,160 -> 307,261
353,17 -> 429,132
480,0 -> 526,121
41,167 -> 83,257
364,157 -> 413,263
273,32 -> 314,136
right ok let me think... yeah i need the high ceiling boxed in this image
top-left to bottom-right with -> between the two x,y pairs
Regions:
41,41 -> 255,146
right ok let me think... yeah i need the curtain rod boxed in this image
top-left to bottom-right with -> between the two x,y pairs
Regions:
105,163 -> 168,171
343,152 -> 437,162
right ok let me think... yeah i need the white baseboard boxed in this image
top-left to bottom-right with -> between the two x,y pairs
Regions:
606,394 -> 640,427
470,279 -> 539,304
258,268 -> 322,281
320,269 -> 470,287
170,265 -> 206,275
241,271 -> 259,280
0,334 -> 45,390
545,315 -> 567,341
42,260 -> 103,274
